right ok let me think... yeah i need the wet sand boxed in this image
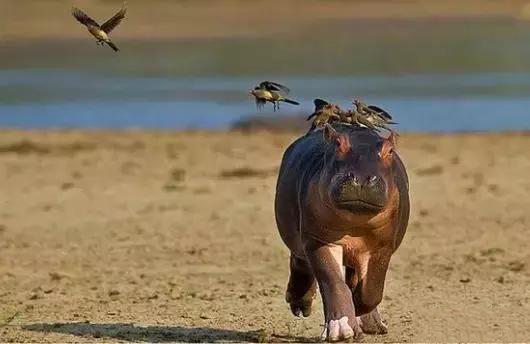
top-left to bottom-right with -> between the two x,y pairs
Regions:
0,130 -> 529,342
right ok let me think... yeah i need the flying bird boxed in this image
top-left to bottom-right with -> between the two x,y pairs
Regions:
249,81 -> 299,111
72,4 -> 127,52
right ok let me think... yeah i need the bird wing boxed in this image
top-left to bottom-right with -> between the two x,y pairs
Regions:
101,6 -> 127,33
72,7 -> 100,27
259,82 -> 280,92
260,81 -> 290,94
367,105 -> 392,120
356,114 -> 376,129
313,98 -> 329,111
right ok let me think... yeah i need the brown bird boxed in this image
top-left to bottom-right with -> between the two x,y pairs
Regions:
350,110 -> 377,130
72,4 -> 127,52
307,101 -> 341,133
353,99 -> 396,131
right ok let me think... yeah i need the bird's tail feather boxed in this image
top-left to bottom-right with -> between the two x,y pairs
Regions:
106,41 -> 119,52
282,98 -> 299,105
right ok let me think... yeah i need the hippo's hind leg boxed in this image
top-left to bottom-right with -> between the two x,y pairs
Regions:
357,307 -> 388,334
285,255 -> 316,317
346,267 -> 387,334
347,248 -> 392,335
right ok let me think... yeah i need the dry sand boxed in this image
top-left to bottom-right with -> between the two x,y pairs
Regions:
0,130 -> 529,342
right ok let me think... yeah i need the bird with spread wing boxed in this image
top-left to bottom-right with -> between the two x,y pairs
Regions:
249,81 -> 300,111
72,3 -> 127,52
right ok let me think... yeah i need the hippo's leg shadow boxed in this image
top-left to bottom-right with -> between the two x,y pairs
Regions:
285,255 -> 316,317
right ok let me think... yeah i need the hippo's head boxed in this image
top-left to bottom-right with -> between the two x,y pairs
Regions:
320,127 -> 396,215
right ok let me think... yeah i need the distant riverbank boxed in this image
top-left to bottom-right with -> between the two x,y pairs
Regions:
2,0 -> 530,41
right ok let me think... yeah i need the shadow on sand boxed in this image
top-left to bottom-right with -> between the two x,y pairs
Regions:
22,322 -> 318,343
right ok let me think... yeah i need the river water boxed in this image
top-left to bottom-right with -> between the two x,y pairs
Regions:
1,19 -> 530,131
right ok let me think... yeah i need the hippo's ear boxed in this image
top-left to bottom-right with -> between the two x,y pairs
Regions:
380,136 -> 395,159
324,125 -> 350,155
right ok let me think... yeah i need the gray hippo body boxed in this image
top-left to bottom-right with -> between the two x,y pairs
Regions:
275,124 -> 409,341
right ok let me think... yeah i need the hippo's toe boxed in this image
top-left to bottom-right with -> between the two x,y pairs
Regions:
357,308 -> 388,334
321,316 -> 363,342
289,298 -> 313,317
286,290 -> 315,317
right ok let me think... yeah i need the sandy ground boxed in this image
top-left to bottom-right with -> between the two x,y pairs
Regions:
0,130 -> 529,342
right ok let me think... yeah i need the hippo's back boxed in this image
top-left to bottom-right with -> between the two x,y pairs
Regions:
274,131 -> 327,256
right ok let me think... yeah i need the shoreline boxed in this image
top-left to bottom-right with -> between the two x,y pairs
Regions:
0,129 -> 529,135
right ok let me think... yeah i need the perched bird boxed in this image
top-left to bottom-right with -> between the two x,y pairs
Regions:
352,99 -> 396,131
353,100 -> 393,120
350,110 -> 377,130
365,111 -> 397,130
307,99 -> 355,134
365,104 -> 393,121
249,81 -> 299,111
306,102 -> 341,132
336,108 -> 354,125
72,4 -> 127,52
312,98 -> 330,112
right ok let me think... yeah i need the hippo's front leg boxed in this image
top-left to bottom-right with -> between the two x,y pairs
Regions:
303,238 -> 363,342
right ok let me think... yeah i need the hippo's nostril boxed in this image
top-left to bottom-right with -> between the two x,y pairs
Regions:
368,176 -> 378,186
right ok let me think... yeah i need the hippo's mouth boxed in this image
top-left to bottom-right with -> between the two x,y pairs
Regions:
337,199 -> 384,212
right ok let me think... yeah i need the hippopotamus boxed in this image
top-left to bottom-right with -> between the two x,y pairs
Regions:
275,124 -> 409,341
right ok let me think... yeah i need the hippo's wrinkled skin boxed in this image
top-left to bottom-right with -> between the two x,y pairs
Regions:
275,125 -> 409,342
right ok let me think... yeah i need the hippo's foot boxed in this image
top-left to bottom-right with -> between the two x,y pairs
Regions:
321,316 -> 363,342
286,255 -> 316,317
357,308 -> 388,334
285,286 -> 315,317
